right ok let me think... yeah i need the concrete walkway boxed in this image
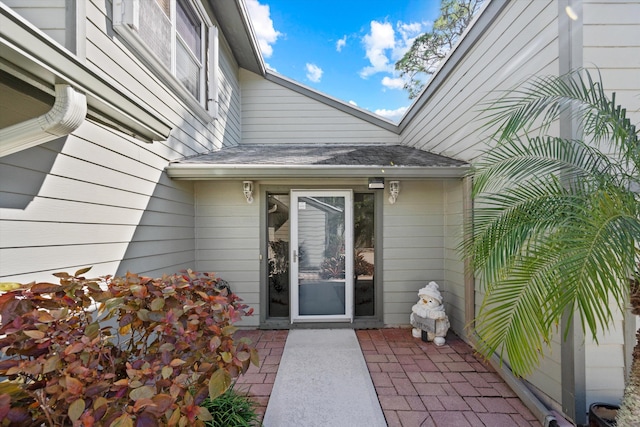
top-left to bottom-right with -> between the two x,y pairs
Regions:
261,329 -> 386,427
234,329 -> 542,427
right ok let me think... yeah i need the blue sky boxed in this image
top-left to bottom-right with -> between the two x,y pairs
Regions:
245,0 -> 443,122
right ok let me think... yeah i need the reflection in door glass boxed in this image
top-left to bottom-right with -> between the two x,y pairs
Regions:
267,194 -> 290,317
354,193 -> 375,316
297,196 -> 346,316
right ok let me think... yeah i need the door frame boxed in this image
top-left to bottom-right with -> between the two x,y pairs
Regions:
289,189 -> 354,323
260,184 -> 384,329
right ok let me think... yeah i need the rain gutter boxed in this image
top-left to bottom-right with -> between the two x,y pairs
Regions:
0,84 -> 86,157
165,164 -> 470,180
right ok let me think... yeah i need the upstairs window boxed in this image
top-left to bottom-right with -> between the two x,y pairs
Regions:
113,0 -> 218,120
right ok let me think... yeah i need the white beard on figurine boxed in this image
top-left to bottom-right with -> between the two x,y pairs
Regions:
410,282 -> 450,346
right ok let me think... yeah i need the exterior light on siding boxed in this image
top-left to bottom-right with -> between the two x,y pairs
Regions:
243,181 -> 254,203
368,177 -> 385,189
388,181 -> 400,204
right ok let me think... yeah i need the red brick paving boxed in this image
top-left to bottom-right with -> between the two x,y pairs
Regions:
233,329 -> 288,422
233,329 -> 542,426
357,329 -> 542,427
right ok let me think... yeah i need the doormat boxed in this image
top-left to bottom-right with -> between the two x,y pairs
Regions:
262,329 -> 386,427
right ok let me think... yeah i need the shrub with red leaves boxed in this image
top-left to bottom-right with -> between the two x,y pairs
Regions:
0,268 -> 257,427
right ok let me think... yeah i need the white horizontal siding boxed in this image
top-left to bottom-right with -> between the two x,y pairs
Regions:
0,0 -> 248,283
3,0 -> 68,48
382,181 -> 445,326
398,0 -> 566,409
240,69 -> 399,145
87,0 -> 242,155
194,181 -> 261,326
0,121 -> 196,283
442,179 -> 467,339
401,0 -> 559,162
216,39 -> 242,147
583,0 -> 640,123
581,0 -> 640,414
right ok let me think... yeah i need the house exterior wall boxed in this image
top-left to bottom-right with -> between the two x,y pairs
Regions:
192,179 -> 452,328
382,181 -> 446,326
398,0 -> 639,418
400,0 -> 559,162
581,0 -> 640,411
239,69 -> 399,145
0,0 -> 243,283
194,180 -> 261,327
442,179 -> 467,339
3,0 -> 69,49
399,0 -> 565,414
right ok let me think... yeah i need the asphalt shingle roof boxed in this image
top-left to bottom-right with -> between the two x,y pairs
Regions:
174,144 -> 467,168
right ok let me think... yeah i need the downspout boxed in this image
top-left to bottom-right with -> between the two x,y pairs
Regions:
0,84 -> 87,158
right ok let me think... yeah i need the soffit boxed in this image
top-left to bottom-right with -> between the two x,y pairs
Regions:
208,0 -> 264,75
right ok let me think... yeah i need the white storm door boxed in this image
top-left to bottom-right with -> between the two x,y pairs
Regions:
290,190 -> 353,323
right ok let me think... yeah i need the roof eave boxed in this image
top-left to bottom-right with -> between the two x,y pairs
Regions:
0,3 -> 172,142
165,164 -> 470,180
208,0 -> 265,76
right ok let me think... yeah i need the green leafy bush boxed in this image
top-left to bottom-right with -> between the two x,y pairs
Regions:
201,385 -> 258,427
0,268 -> 258,427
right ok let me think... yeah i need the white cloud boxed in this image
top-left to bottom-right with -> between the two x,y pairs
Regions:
374,106 -> 409,122
359,21 -> 395,78
348,100 -> 358,106
381,76 -> 405,90
305,63 -> 323,83
245,0 -> 281,58
336,35 -> 347,52
360,20 -> 430,78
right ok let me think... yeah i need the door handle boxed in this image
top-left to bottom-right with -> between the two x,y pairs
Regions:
293,250 -> 298,263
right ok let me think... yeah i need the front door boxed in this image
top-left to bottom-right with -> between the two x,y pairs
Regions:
290,190 -> 354,322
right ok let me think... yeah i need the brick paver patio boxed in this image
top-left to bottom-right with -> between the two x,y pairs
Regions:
234,328 -> 542,426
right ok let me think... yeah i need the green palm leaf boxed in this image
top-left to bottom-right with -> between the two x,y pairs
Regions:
465,69 -> 640,377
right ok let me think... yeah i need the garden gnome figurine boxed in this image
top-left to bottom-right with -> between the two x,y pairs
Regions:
410,281 -> 450,346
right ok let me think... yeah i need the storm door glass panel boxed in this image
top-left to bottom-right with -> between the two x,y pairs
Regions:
290,190 -> 353,322
354,193 -> 375,317
267,194 -> 290,318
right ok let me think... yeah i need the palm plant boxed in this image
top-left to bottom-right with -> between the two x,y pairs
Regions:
464,69 -> 639,424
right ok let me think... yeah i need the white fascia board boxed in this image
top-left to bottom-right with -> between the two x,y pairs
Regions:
165,163 -> 470,180
0,3 -> 171,142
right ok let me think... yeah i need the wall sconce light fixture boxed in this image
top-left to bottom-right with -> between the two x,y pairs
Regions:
243,181 -> 254,204
388,180 -> 400,204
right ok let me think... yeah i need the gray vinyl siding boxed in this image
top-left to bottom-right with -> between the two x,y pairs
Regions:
3,0 -> 69,49
0,0 -> 244,283
399,0 -> 564,410
581,0 -> 640,411
194,181 -> 261,327
583,0 -> 640,118
442,179 -> 466,339
382,181 -> 446,326
0,121 -> 196,282
400,0 -> 559,162
217,37 -> 242,147
240,69 -> 399,145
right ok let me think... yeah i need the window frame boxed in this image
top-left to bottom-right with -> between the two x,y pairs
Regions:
112,0 -> 218,121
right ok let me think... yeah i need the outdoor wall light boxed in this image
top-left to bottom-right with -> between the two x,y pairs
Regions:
368,177 -> 385,189
243,181 -> 254,204
388,180 -> 400,204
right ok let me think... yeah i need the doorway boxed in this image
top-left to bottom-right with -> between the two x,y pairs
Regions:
266,189 -> 377,325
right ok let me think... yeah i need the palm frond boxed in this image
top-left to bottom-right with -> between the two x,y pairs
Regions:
481,69 -> 639,169
466,70 -> 640,377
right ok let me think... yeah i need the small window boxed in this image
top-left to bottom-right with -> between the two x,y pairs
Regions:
113,0 -> 218,120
